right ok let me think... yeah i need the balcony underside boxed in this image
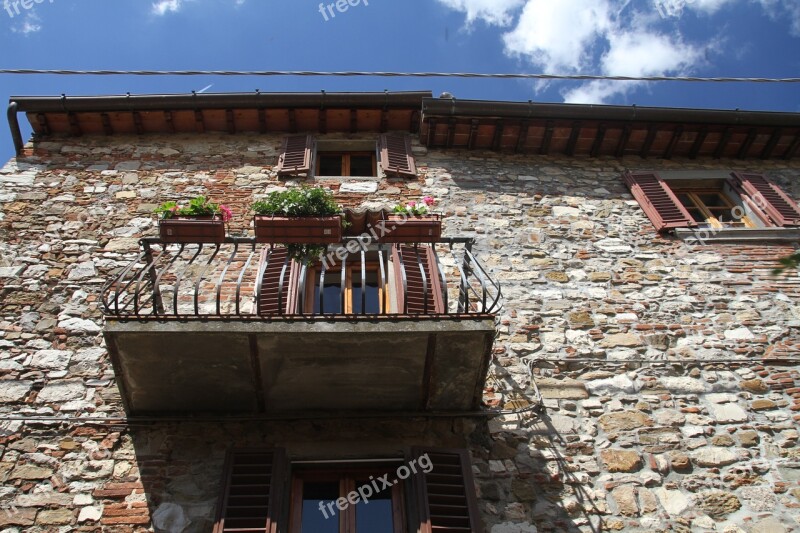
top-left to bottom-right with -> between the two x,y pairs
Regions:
104,316 -> 495,415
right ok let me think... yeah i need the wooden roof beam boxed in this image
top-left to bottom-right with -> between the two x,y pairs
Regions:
615,124 -> 631,158
467,119 -> 479,150
663,125 -> 683,160
491,120 -> 504,150
540,120 -> 554,155
67,112 -> 82,137
164,110 -> 175,134
319,108 -> 327,135
736,128 -> 757,159
689,128 -> 708,159
713,127 -> 732,159
226,109 -> 236,135
288,108 -> 297,134
565,121 -> 581,156
446,118 -> 456,149
350,109 -> 358,134
35,113 -> 50,136
640,124 -> 657,159
101,113 -> 113,136
784,134 -> 800,160
590,123 -> 606,158
257,108 -> 267,134
195,110 -> 205,134
760,127 -> 781,159
515,120 -> 530,153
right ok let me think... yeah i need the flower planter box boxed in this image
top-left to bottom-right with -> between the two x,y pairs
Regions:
159,216 -> 226,244
378,214 -> 442,243
253,215 -> 343,244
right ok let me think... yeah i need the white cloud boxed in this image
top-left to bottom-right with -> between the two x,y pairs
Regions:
753,0 -> 800,36
502,0 -> 612,73
436,0 -> 525,26
152,0 -> 183,16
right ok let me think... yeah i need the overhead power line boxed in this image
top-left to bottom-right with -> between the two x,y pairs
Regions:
0,69 -> 799,83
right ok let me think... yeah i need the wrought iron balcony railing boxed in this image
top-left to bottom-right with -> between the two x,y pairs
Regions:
102,237 -> 502,319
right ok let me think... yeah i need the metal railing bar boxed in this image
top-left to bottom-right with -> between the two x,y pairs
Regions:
235,249 -> 256,316
132,253 -> 159,316
360,247 -> 366,315
254,247 -> 271,317
378,244 -> 387,314
216,242 -> 240,316
464,249 -> 488,313
298,262 -> 308,315
413,244 -> 429,314
339,252 -> 347,315
194,244 -> 222,316
450,247 -> 471,313
103,250 -> 147,315
277,253 -> 290,315
398,246 -> 408,314
432,244 -> 448,312
319,256 -> 326,316
152,243 -> 185,316
173,244 -> 203,316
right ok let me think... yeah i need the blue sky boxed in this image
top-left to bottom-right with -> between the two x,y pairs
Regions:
1,0 -> 799,161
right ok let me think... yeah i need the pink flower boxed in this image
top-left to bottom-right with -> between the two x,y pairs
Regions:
407,201 -> 417,208
170,205 -> 180,212
219,205 -> 233,222
422,196 -> 435,206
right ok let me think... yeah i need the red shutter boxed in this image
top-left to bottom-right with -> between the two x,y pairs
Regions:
412,448 -> 483,533
623,171 -> 696,232
380,134 -> 417,178
276,135 -> 314,176
214,449 -> 288,533
392,245 -> 444,314
730,172 -> 800,226
256,247 -> 299,315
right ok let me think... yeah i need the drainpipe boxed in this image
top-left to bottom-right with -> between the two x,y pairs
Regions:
7,101 -> 24,155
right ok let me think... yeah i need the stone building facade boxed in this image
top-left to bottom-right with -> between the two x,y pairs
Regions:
0,92 -> 799,532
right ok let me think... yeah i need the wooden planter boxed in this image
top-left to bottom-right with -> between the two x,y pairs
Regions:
378,214 -> 442,243
253,215 -> 343,244
159,215 -> 226,243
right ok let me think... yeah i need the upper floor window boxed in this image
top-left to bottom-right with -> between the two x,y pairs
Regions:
276,134 -> 417,179
623,171 -> 800,235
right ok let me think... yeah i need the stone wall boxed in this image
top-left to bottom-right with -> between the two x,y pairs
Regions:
0,134 -> 798,532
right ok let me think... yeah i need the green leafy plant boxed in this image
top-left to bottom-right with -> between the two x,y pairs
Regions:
155,196 -> 233,221
251,186 -> 342,217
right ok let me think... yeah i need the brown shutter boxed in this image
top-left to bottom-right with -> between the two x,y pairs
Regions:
257,247 -> 300,315
622,171 -> 696,232
276,135 -> 314,176
392,245 -> 444,314
380,134 -> 417,178
730,172 -> 800,226
214,449 -> 288,533
412,447 -> 482,533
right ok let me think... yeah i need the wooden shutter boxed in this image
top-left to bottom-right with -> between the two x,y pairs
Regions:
276,135 -> 314,176
730,172 -> 800,226
257,247 -> 300,315
214,449 -> 288,533
392,245 -> 445,314
380,134 -> 417,178
412,448 -> 482,533
622,171 -> 696,232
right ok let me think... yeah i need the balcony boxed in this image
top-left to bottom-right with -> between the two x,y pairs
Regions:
102,237 -> 501,415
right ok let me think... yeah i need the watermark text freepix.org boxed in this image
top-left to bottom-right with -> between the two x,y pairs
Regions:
318,0 -> 368,22
318,453 -> 433,519
4,0 -> 54,19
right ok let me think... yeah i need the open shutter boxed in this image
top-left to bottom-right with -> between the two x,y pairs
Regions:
256,247 -> 300,315
412,447 -> 482,533
276,135 -> 314,176
380,134 -> 417,178
623,171 -> 696,232
392,245 -> 445,314
730,172 -> 800,226
214,449 -> 288,533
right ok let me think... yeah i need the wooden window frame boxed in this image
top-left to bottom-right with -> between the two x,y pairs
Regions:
316,151 -> 377,177
672,188 -> 758,229
288,466 -> 406,533
304,262 -> 386,314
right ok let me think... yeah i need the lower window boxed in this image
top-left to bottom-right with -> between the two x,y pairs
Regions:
290,466 -> 405,533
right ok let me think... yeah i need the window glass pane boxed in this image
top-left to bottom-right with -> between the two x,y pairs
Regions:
318,154 -> 343,176
697,193 -> 727,208
351,271 -> 380,314
354,489 -> 394,533
313,273 -> 343,314
300,482 -> 340,533
350,155 -> 374,176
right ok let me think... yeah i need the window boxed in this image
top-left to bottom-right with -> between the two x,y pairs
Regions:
304,262 -> 385,314
317,152 -> 377,177
290,465 -> 405,533
214,448 -> 482,533
256,245 -> 444,316
623,171 -> 800,234
276,134 -> 417,178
